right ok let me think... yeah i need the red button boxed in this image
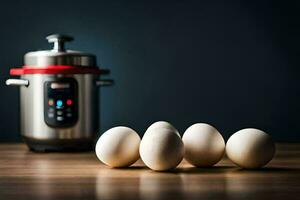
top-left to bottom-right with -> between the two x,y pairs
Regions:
66,99 -> 73,105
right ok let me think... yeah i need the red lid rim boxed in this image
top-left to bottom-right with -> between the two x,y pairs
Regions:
10,65 -> 110,75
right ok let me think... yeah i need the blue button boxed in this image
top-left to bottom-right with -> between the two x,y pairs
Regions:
56,100 -> 63,107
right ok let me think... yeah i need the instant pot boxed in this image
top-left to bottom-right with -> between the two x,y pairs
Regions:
6,34 -> 113,152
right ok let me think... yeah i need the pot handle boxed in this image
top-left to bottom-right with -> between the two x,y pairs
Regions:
96,79 -> 114,87
6,79 -> 29,87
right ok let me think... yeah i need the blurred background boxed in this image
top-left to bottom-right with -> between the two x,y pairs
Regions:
0,0 -> 299,142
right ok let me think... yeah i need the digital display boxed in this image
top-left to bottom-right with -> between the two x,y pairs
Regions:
50,83 -> 71,89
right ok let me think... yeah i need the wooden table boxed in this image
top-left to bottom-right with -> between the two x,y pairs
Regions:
0,143 -> 299,200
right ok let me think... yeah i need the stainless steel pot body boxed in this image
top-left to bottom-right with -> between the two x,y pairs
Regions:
20,74 -> 100,141
6,34 -> 113,151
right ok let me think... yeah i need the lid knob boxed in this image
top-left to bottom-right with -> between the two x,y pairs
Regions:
46,34 -> 74,52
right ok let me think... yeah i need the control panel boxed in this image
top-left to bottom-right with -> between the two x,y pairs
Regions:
44,78 -> 78,127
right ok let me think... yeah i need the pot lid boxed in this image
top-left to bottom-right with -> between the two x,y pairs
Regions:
24,34 -> 97,67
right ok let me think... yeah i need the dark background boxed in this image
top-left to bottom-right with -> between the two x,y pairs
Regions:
0,0 -> 299,142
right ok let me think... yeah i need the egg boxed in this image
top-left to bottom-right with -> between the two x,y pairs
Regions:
182,123 -> 225,167
139,127 -> 184,171
95,126 -> 141,168
145,121 -> 180,137
226,128 -> 276,169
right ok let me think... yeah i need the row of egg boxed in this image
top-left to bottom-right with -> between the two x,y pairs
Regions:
95,121 -> 275,171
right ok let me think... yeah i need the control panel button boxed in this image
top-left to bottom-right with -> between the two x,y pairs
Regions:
56,100 -> 63,107
48,99 -> 54,106
66,99 -> 73,105
57,111 -> 63,116
66,113 -> 72,118
48,112 -> 54,118
57,116 -> 64,121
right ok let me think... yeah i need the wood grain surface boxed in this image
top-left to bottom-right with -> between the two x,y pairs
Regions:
0,143 -> 299,200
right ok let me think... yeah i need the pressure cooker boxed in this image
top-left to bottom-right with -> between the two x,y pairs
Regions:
6,34 -> 113,152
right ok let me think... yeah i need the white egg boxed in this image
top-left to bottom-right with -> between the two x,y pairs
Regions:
182,123 -> 225,167
139,128 -> 184,171
95,126 -> 141,168
145,121 -> 180,137
226,128 -> 276,169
